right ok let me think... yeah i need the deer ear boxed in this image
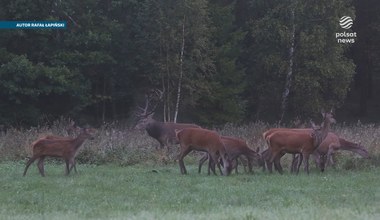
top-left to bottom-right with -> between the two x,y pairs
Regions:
321,109 -> 325,117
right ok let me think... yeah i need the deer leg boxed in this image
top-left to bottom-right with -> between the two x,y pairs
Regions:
313,153 -> 321,169
296,153 -> 303,175
273,154 -> 283,175
208,156 -> 217,175
270,151 -> 284,174
291,154 -> 298,173
65,159 -> 71,175
235,158 -> 240,174
303,153 -> 310,174
261,150 -> 270,172
23,155 -> 39,176
178,147 -> 191,175
209,152 -> 223,176
269,150 -> 277,172
239,156 -> 249,173
37,156 -> 46,177
246,156 -> 253,174
69,159 -> 77,173
198,153 -> 208,174
327,145 -> 337,167
267,159 -> 273,173
265,157 -> 273,173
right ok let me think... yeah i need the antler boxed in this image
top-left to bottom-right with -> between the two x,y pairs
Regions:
136,89 -> 164,118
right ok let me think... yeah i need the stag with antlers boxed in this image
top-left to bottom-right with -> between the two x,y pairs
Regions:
135,89 -> 200,152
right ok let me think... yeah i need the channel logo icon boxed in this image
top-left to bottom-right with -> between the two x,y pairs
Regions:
339,16 -> 353,29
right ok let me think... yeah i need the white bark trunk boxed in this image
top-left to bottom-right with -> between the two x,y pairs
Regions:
280,7 -> 296,123
174,16 -> 185,123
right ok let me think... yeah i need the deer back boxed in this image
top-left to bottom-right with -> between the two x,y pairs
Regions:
165,122 -> 200,143
221,136 -> 249,157
177,128 -> 224,151
138,118 -> 200,145
338,137 -> 370,158
315,132 -> 339,154
221,136 -> 262,163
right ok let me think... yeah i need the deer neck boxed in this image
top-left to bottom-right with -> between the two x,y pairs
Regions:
313,118 -> 331,147
320,121 -> 330,141
72,134 -> 88,149
145,120 -> 163,137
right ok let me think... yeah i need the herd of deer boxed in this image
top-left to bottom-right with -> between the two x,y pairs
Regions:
23,107 -> 370,177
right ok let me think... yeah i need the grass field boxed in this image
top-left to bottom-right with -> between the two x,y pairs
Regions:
1,161 -> 379,220
0,120 -> 379,219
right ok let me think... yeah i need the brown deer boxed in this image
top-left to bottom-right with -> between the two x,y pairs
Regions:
135,91 -> 200,152
262,127 -> 308,173
23,128 -> 96,177
266,111 -> 336,174
176,128 -> 232,176
198,136 -> 263,174
313,133 -> 370,171
265,131 -> 370,173
29,122 -> 83,173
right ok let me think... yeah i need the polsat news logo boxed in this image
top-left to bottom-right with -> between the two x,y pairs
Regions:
336,16 -> 356,44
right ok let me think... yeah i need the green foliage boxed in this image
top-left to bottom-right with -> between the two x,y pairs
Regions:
0,55 -> 89,125
194,1 -> 247,125
0,0 -> 375,125
240,0 -> 355,121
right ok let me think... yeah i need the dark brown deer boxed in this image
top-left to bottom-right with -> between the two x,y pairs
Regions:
176,128 -> 232,176
23,128 -> 96,177
198,136 -> 263,174
135,91 -> 200,151
266,111 -> 336,174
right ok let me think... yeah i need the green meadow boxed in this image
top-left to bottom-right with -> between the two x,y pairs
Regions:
1,162 -> 379,220
0,121 -> 379,219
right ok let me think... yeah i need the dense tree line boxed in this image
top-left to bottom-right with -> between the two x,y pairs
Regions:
0,0 -> 379,126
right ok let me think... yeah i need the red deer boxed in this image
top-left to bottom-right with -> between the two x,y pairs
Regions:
135,92 -> 200,152
135,113 -> 200,150
313,133 -> 370,171
176,128 -> 232,176
262,128 -> 308,173
266,111 -> 335,174
266,131 -> 370,173
33,135 -> 79,173
198,136 -> 263,174
23,128 -> 96,177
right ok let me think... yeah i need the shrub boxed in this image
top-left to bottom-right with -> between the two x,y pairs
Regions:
0,118 -> 379,170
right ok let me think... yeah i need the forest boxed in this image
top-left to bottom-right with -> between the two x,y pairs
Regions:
0,0 -> 379,127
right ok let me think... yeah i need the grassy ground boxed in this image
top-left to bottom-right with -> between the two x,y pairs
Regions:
0,119 -> 379,219
1,161 -> 379,220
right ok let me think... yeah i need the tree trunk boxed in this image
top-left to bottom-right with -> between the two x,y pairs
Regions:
102,73 -> 107,123
174,15 -> 185,123
280,6 -> 295,123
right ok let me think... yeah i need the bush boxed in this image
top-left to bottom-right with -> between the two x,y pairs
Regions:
0,118 -> 379,170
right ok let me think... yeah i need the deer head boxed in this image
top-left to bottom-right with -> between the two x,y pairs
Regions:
66,120 -> 81,136
310,110 -> 336,147
135,89 -> 163,130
